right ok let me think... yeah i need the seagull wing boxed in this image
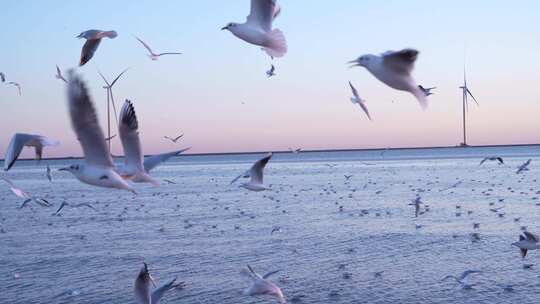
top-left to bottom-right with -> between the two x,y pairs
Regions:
151,278 -> 182,304
382,48 -> 418,74
143,148 -> 190,173
249,153 -> 272,184
523,231 -> 539,243
4,133 -> 33,171
479,157 -> 488,165
67,71 -> 114,167
496,157 -> 504,164
246,0 -> 276,31
231,170 -> 250,184
460,270 -> 481,280
348,81 -> 359,99
262,270 -> 280,279
358,100 -> 372,120
80,38 -> 101,66
157,52 -> 182,56
135,36 -> 154,55
118,100 -> 144,173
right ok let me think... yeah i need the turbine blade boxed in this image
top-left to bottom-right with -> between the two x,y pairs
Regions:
97,70 -> 111,87
110,68 -> 129,87
466,89 -> 479,106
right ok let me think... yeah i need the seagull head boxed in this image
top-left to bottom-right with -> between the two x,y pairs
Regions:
348,55 -> 375,68
137,262 -> 156,288
221,22 -> 238,31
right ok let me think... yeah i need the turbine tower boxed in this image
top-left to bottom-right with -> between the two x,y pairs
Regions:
459,66 -> 479,146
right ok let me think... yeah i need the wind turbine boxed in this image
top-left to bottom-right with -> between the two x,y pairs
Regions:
97,68 -> 129,152
458,65 -> 479,147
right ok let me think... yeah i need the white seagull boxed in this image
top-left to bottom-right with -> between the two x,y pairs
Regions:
46,164 -> 53,182
58,71 -> 136,194
164,134 -> 184,143
418,85 -> 436,96
349,48 -> 427,109
512,231 -> 540,258
239,153 -> 273,191
222,0 -> 287,58
348,81 -> 371,120
4,133 -> 60,171
241,265 -> 285,304
140,148 -> 190,177
441,270 -> 482,289
54,201 -> 96,215
135,36 -> 182,60
77,29 -> 118,66
516,159 -> 531,174
266,64 -> 276,77
7,81 -> 22,95
288,148 -> 301,154
2,177 -> 51,208
479,156 -> 504,165
134,263 -> 185,304
55,65 -> 67,83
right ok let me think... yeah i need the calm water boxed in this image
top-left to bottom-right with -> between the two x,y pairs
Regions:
1,145 -> 539,304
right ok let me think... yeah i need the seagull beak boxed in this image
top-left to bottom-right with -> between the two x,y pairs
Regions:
347,60 -> 360,68
221,26 -> 228,30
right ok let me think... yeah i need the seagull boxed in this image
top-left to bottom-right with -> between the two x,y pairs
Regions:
0,72 -> 5,82
441,270 -> 482,289
440,181 -> 462,192
408,196 -> 423,218
348,81 -> 371,120
512,231 -> 540,258
134,263 -> 185,304
288,147 -> 301,154
266,64 -> 276,77
115,100 -> 160,185
349,48 -> 427,109
222,0 -> 287,58
418,85 -> 436,96
135,36 -> 182,60
105,134 -> 117,141
516,159 -> 532,174
240,265 -> 285,304
46,164 -> 53,182
239,153 -> 273,191
164,134 -> 184,143
54,201 -> 96,215
58,71 -> 136,194
479,157 -> 504,165
2,177 -> 51,208
55,65 -> 67,83
7,81 -> 22,95
271,226 -> 281,235
77,29 -> 118,66
3,133 -> 60,171
344,175 -> 353,180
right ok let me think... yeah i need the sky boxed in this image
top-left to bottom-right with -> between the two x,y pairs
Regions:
0,0 -> 539,159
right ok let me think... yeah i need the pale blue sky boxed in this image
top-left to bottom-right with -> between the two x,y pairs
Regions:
1,1 -> 539,158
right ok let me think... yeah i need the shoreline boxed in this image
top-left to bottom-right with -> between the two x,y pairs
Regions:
2,143 -> 539,162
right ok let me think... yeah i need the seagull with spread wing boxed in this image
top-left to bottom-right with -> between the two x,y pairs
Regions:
479,156 -> 504,165
54,201 -> 96,215
222,0 -> 287,58
2,177 -> 51,208
3,133 -> 60,171
441,270 -> 482,289
266,64 -> 276,77
77,29 -> 117,66
55,65 -> 67,83
516,159 -> 532,174
512,231 -> 540,258
135,36 -> 182,60
348,81 -> 371,120
134,263 -> 185,304
164,134 -> 184,143
234,153 -> 273,191
418,85 -> 436,96
58,71 -> 135,194
241,265 -> 285,304
7,81 -> 22,95
349,48 -> 427,109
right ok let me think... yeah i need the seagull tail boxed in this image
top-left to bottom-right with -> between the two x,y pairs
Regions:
262,29 -> 287,58
133,172 -> 160,186
411,86 -> 429,110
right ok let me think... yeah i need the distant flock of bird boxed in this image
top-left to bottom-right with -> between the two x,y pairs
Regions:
0,0 -> 537,303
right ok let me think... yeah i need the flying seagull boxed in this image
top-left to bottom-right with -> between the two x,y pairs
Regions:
164,134 -> 184,143
288,147 -> 301,154
516,159 -> 532,174
239,153 -> 273,191
4,133 -> 60,171
135,36 -> 182,60
141,148 -> 191,175
7,81 -> 22,95
55,65 -> 67,83
266,64 -> 276,77
54,201 -> 96,215
77,29 -> 118,66
418,85 -> 436,96
512,231 -> 540,258
479,157 -> 504,165
349,48 -> 427,109
2,177 -> 51,208
222,0 -> 287,58
58,71 -> 136,194
348,81 -> 371,120
408,196 -> 423,218
441,270 -> 482,289
134,263 -> 185,304
240,265 -> 285,304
